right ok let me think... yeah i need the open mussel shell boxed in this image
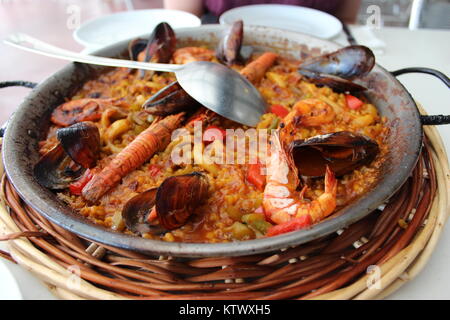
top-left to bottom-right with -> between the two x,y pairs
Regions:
298,45 -> 375,92
156,172 -> 209,230
130,22 -> 176,63
122,188 -> 165,235
143,22 -> 176,63
298,69 -> 368,93
34,144 -> 84,190
121,172 -> 209,234
128,22 -> 176,78
34,121 -> 101,189
290,131 -> 379,177
128,38 -> 147,61
128,22 -> 176,63
143,81 -> 199,116
56,121 -> 100,168
216,20 -> 244,66
299,45 -> 375,80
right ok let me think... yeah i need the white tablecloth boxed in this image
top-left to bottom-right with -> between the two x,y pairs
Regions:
0,25 -> 449,300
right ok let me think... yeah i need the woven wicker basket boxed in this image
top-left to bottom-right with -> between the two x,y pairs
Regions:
0,120 -> 448,300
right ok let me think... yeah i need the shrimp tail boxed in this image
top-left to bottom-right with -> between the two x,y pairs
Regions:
324,165 -> 337,195
82,113 -> 184,203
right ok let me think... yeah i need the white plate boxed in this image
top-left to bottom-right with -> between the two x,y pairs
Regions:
74,9 -> 201,50
0,260 -> 23,300
219,4 -> 342,39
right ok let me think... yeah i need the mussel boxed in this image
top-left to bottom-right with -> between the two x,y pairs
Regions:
122,172 -> 209,234
122,188 -> 163,234
128,38 -> 147,62
298,70 -> 367,93
57,121 -> 101,168
156,172 -> 209,230
298,45 -> 375,92
128,22 -> 176,78
289,131 -> 379,177
142,81 -> 200,116
34,121 -> 100,189
216,20 -> 244,66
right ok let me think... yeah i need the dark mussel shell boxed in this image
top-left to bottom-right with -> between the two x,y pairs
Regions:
143,81 -> 199,116
56,121 -> 100,168
290,131 -> 379,177
128,22 -> 176,78
128,22 -> 176,63
299,45 -> 375,80
122,188 -> 165,234
142,22 -> 176,63
156,172 -> 209,230
34,144 -> 84,190
34,122 -> 101,189
128,38 -> 147,62
298,69 -> 367,93
216,20 -> 244,66
298,45 -> 375,92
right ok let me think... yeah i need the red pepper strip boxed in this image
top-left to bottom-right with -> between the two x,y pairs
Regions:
203,125 -> 226,144
246,163 -> 266,191
345,94 -> 364,110
269,104 -> 289,118
69,169 -> 94,195
266,215 -> 312,237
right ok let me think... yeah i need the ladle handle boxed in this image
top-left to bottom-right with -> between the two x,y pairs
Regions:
391,67 -> 450,125
4,33 -> 182,73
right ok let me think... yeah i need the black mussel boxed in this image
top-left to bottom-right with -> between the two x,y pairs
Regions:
216,20 -> 244,66
34,144 -> 84,190
34,121 -> 101,189
128,22 -> 176,78
156,172 -> 209,230
143,81 -> 199,116
121,172 -> 209,234
299,45 -> 375,80
298,45 -> 375,92
298,69 -> 367,93
142,22 -> 176,64
56,121 -> 100,168
290,131 -> 379,177
122,188 -> 165,234
128,38 -> 148,62
128,22 -> 176,63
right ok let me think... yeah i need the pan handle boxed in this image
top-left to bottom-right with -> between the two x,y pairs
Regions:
391,67 -> 450,125
0,80 -> 38,137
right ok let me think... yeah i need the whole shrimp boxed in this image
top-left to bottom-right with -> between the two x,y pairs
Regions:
263,131 -> 337,237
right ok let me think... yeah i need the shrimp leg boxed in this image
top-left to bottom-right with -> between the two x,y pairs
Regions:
82,113 -> 185,203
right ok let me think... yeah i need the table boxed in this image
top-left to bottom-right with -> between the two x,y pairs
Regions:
0,3 -> 449,300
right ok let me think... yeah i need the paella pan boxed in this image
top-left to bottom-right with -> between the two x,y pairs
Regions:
3,23 -> 447,257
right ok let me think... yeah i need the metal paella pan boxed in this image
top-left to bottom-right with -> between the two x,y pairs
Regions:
1,25 -> 449,257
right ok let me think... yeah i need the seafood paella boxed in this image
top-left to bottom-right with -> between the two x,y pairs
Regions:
35,22 -> 389,243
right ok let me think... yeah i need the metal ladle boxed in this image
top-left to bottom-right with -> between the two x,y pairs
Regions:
4,33 -> 267,126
